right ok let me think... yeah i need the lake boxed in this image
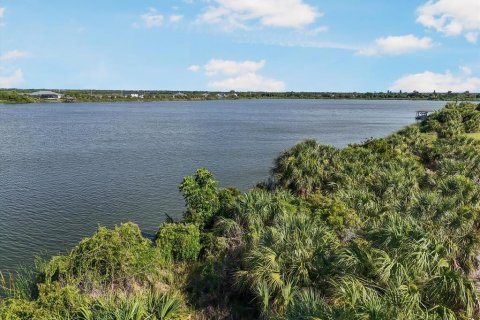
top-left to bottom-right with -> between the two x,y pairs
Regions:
0,99 -> 445,271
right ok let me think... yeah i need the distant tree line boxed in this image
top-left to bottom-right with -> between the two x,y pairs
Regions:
0,89 -> 478,104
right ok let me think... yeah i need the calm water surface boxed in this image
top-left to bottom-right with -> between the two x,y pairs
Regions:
0,99 -> 445,270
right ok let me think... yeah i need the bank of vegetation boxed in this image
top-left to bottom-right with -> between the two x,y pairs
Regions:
1,89 -> 479,104
1,102 -> 480,319
0,91 -> 37,104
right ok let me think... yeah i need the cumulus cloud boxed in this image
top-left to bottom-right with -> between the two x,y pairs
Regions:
390,69 -> 480,92
209,73 -> 285,91
199,0 -> 320,30
141,8 -> 164,28
0,50 -> 29,88
0,50 -> 30,61
191,59 -> 285,91
0,68 -> 24,88
357,35 -> 433,56
417,0 -> 480,43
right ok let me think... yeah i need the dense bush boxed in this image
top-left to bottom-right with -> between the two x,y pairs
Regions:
180,168 -> 220,227
422,102 -> 480,136
41,222 -> 166,295
0,299 -> 50,320
156,223 -> 201,262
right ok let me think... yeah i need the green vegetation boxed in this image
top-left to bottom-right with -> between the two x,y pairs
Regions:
1,88 -> 479,104
0,91 -> 36,104
2,102 -> 480,319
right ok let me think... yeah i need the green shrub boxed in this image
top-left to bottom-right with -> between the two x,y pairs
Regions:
146,290 -> 185,320
156,223 -> 201,262
43,223 -> 164,292
217,187 -> 241,219
463,112 -> 480,133
307,192 -> 361,232
180,168 -> 220,227
200,232 -> 228,257
83,293 -> 147,320
0,298 -> 51,320
37,283 -> 89,318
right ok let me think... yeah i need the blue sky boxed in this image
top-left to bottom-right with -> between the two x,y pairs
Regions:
0,0 -> 479,92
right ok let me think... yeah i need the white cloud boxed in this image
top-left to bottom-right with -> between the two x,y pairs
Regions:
390,70 -> 480,92
0,50 -> 30,61
417,0 -> 480,42
204,59 -> 265,76
199,0 -> 320,29
0,68 -> 23,88
188,65 -> 200,72
209,73 -> 285,91
141,8 -> 164,28
169,15 -> 183,23
193,58 -> 285,91
357,35 -> 433,56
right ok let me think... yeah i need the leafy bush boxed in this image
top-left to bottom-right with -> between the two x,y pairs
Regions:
43,222 -> 164,292
0,298 -> 52,320
180,168 -> 220,227
307,192 -> 361,232
156,223 -> 201,262
37,283 -> 89,318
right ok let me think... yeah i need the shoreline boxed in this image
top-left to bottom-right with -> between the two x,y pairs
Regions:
1,96 -> 477,105
1,89 -> 479,104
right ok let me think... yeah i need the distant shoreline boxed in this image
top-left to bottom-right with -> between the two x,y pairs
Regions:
1,89 -> 479,104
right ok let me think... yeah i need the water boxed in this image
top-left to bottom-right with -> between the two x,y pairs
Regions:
0,99 -> 445,271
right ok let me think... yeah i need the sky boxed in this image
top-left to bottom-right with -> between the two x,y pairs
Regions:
0,0 -> 479,92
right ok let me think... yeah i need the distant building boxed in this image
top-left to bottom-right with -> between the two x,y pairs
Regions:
124,91 -> 144,99
28,90 -> 63,99
173,92 -> 187,98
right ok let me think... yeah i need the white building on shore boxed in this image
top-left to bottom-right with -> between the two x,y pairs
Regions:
28,91 -> 63,100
